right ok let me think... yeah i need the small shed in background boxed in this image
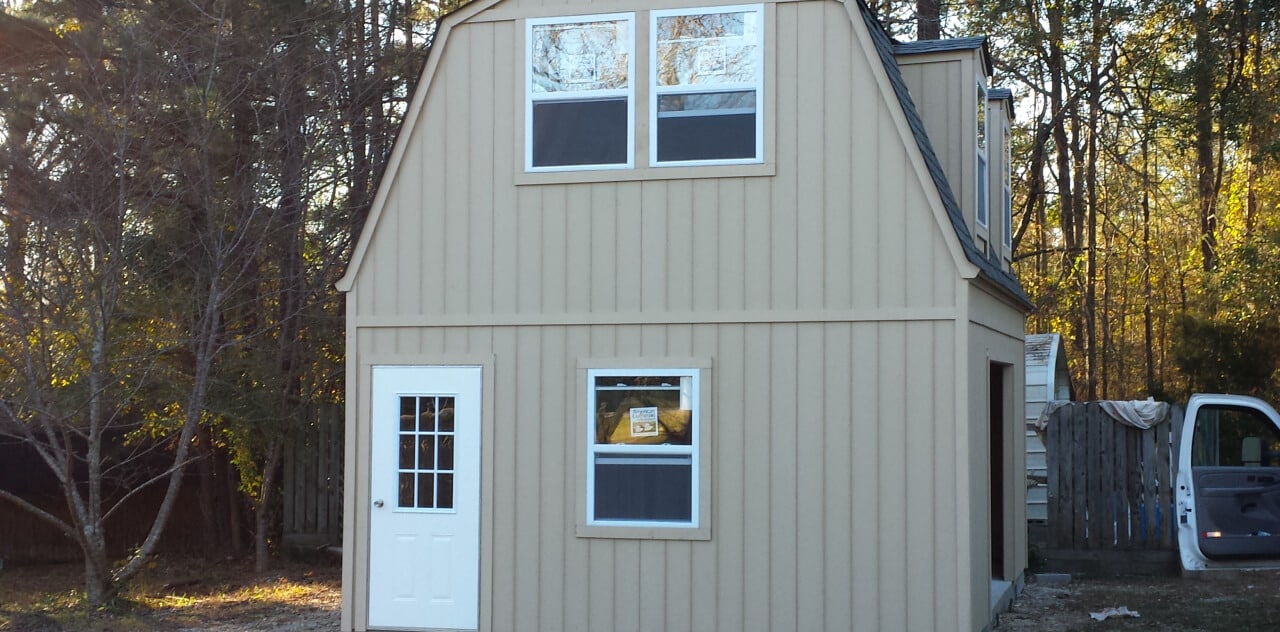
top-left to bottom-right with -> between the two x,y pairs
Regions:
1025,333 -> 1072,521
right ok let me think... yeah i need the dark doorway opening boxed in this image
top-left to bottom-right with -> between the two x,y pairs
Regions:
990,363 -> 1006,580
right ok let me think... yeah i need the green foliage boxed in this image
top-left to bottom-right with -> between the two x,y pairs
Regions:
1172,231 -> 1280,399
1171,313 -> 1280,399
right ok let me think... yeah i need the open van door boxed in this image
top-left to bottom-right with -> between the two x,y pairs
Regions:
1177,394 -> 1280,571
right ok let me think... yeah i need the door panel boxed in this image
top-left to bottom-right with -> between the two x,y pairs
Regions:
1192,466 -> 1280,558
369,365 -> 481,631
1179,397 -> 1280,569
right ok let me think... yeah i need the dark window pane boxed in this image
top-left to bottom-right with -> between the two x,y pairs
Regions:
593,456 -> 692,521
418,473 -> 435,509
400,397 -> 415,431
438,473 -> 454,509
656,91 -> 755,162
438,435 -> 455,470
419,435 -> 435,470
438,398 -> 455,432
532,98 -> 628,167
657,112 -> 755,162
419,397 -> 435,432
398,473 -> 414,508
399,435 -> 415,470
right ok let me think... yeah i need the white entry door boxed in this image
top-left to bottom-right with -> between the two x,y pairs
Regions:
369,365 -> 481,630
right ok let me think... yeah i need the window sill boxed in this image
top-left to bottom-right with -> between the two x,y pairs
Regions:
576,522 -> 711,541
516,161 -> 775,186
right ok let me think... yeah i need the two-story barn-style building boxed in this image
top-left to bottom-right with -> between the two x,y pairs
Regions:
337,0 -> 1031,630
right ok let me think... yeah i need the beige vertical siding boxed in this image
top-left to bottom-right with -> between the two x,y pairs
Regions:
343,0 -> 1026,630
896,53 -> 980,244
965,284 -> 1029,631
349,320 -> 960,631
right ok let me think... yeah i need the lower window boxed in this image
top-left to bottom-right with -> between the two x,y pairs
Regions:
655,91 -> 757,162
586,369 -> 700,526
532,98 -> 629,167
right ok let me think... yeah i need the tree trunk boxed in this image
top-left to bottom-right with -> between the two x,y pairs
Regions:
255,439 -> 284,573
1192,0 -> 1218,272
1083,0 -> 1102,400
917,0 -> 940,40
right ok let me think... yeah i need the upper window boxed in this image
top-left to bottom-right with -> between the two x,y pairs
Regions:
651,5 -> 763,165
976,80 -> 989,228
586,369 -> 700,527
526,14 -> 635,171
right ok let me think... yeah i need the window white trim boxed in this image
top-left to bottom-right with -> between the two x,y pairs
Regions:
976,78 -> 989,229
650,4 -> 765,167
525,13 -> 636,173
584,367 -> 702,530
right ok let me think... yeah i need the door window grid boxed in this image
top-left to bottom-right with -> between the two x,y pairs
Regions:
397,395 -> 456,510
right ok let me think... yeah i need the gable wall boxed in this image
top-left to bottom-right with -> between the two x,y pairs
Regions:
351,0 -> 961,326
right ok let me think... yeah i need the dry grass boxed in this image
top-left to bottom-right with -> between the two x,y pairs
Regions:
0,556 -> 339,631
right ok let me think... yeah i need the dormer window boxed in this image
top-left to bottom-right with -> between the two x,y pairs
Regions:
651,6 -> 763,165
1002,119 -> 1012,251
527,14 -> 635,170
976,79 -> 989,228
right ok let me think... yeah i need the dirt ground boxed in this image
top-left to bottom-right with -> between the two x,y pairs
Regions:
997,571 -> 1280,632
0,557 -> 339,631
5,557 -> 1280,631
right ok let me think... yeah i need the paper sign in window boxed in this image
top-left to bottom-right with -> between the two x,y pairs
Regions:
629,406 -> 660,437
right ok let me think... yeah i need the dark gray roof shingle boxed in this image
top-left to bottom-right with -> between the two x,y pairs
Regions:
892,36 -> 986,55
857,1 -> 1031,308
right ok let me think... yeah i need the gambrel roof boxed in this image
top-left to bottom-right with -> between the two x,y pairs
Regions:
860,6 -> 1029,307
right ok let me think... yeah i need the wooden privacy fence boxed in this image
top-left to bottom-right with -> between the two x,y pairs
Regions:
1038,401 -> 1183,574
282,403 -> 344,550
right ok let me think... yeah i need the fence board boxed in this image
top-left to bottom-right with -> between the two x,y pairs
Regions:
1125,425 -> 1142,548
1072,404 -> 1089,547
1146,424 -> 1167,547
1046,409 -> 1065,547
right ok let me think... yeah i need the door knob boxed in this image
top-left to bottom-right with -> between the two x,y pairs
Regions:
374,499 -> 385,508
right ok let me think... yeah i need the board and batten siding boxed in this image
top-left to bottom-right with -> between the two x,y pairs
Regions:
964,284 -> 1029,631
349,321 -> 960,631
352,0 -> 961,323
896,53 -> 981,249
343,0 -> 1010,630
